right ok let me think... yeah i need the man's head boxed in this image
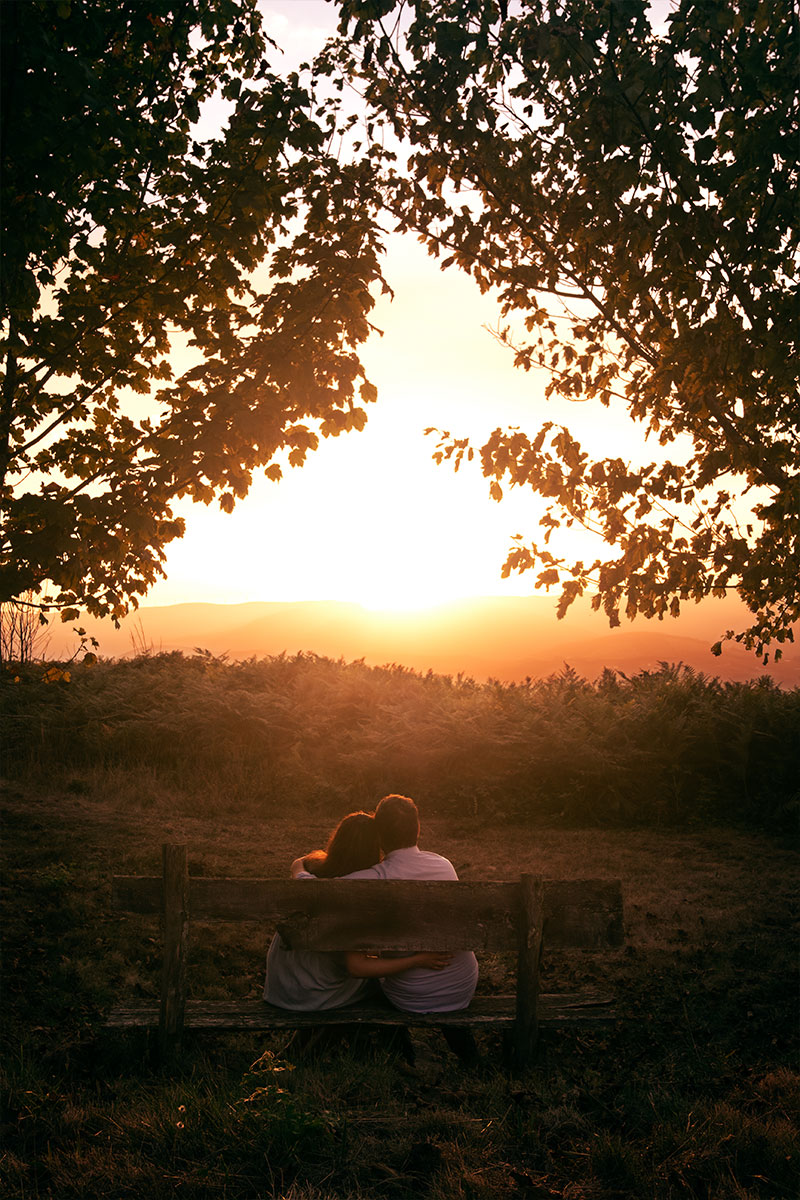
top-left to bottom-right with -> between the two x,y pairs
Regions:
374,794 -> 420,853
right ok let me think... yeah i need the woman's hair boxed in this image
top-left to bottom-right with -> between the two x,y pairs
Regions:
303,811 -> 381,878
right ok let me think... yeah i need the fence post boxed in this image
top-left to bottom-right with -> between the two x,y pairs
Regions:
159,844 -> 188,1062
514,874 -> 544,1068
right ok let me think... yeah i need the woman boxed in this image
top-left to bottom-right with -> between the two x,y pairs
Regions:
264,812 -> 451,1011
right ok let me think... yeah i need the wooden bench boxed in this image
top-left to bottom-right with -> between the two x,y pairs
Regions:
107,844 -> 624,1067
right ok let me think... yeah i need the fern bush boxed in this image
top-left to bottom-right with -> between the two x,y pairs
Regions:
2,652 -> 797,828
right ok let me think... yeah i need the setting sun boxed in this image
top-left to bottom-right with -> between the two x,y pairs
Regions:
150,229 -> 615,615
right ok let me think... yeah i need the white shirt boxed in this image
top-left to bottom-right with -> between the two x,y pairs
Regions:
346,845 -> 459,882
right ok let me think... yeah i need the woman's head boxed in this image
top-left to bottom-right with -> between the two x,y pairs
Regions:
304,812 -> 381,878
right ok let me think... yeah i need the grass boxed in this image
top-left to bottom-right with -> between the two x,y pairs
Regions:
1,772 -> 798,1199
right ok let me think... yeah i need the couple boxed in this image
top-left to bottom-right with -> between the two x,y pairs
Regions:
264,794 -> 478,1014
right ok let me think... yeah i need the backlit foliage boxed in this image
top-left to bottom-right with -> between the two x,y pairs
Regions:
1,0 -> 385,622
3,651 -> 798,827
330,0 -> 799,659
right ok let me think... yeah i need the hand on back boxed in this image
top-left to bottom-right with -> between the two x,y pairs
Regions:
416,952 -> 453,971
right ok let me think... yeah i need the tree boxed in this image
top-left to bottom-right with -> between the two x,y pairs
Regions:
331,0 -> 799,659
0,591 -> 51,664
1,0 -> 386,624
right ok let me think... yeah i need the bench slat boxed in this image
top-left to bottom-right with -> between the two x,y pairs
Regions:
112,876 -> 623,950
105,992 -> 617,1031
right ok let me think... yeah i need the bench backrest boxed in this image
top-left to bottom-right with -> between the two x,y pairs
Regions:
112,852 -> 623,952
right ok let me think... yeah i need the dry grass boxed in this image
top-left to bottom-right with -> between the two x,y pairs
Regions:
1,774 -> 798,1199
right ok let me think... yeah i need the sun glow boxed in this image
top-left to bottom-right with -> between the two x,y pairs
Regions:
152,231 -> 621,615
355,587 -> 465,614
147,4 -> 642,617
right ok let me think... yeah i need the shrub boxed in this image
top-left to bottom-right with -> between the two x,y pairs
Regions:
2,652 -> 797,828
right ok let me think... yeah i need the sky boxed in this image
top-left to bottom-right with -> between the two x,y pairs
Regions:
146,0 -> 652,613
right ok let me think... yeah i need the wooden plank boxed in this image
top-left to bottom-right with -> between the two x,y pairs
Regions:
112,877 -> 519,949
270,880 -> 520,952
105,993 -> 617,1031
159,845 -> 188,1060
514,875 -> 544,1066
111,875 -> 624,950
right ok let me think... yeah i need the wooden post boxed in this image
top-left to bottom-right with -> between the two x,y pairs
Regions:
159,844 -> 188,1062
514,874 -> 544,1068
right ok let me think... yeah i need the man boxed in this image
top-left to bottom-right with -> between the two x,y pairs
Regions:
347,794 -> 479,1020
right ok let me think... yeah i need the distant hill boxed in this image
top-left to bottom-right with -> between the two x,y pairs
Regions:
42,594 -> 799,686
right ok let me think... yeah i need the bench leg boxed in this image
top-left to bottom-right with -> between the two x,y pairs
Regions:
514,874 -> 545,1069
159,844 -> 188,1062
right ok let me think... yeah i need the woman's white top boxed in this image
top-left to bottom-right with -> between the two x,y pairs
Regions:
263,870 -> 373,1011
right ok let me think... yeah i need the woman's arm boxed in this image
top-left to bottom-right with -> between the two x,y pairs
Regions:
290,856 -> 308,878
346,951 -> 453,979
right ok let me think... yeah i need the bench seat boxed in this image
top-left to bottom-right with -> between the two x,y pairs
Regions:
106,992 -> 616,1030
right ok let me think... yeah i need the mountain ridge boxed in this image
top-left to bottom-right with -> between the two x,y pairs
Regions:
43,595 -> 799,686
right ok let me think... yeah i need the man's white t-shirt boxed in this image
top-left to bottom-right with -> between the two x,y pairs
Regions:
347,845 -> 479,1013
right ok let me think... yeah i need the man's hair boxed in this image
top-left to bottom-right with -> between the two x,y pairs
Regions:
374,794 -> 420,852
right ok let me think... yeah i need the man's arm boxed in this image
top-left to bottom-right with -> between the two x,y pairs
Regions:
346,952 -> 453,978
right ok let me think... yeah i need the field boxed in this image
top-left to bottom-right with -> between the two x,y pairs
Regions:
2,762 -> 798,1199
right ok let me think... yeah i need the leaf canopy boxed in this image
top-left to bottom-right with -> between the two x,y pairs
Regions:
332,0 -> 799,659
1,0 -> 386,621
